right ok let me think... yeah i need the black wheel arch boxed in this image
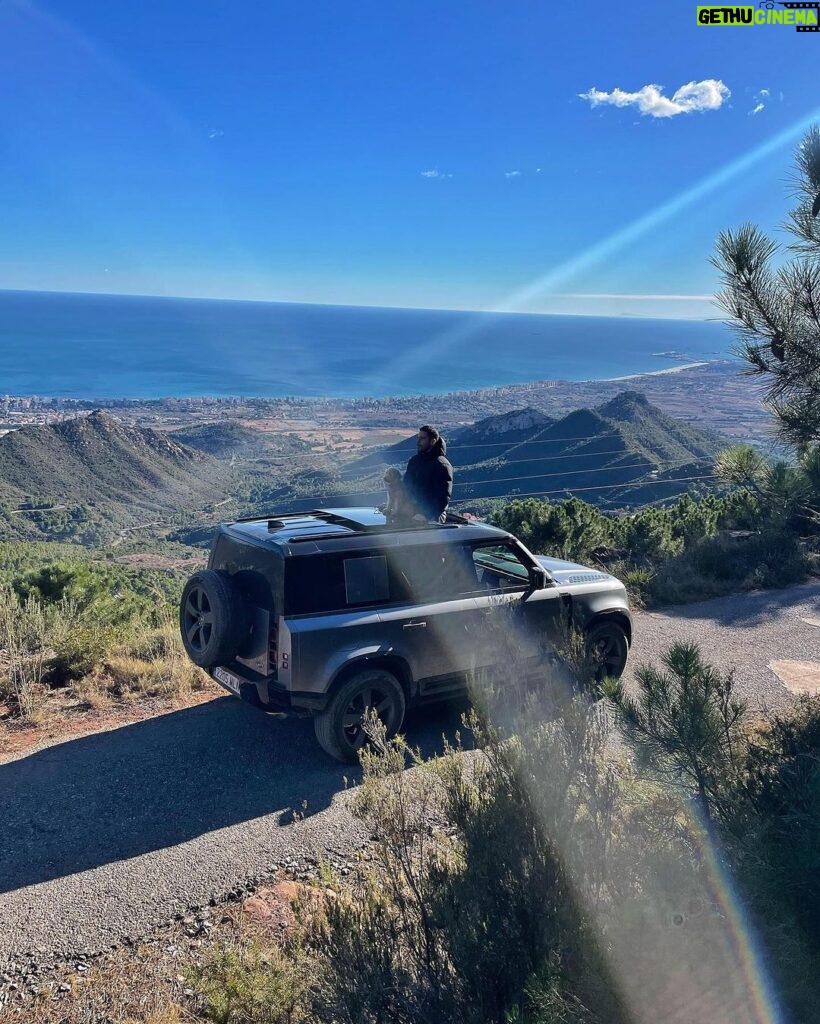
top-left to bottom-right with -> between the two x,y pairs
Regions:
585,610 -> 632,646
327,655 -> 414,704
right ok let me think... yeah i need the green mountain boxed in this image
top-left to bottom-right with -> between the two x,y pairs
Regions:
343,407 -> 554,480
257,391 -> 724,514
171,421 -> 312,460
454,392 -> 723,507
0,411 -> 232,542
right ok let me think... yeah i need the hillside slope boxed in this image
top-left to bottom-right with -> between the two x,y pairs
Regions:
454,392 -> 722,505
0,411 -> 233,541
317,392 -> 723,511
171,421 -> 313,460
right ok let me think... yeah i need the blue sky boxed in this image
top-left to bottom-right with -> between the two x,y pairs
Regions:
0,0 -> 816,318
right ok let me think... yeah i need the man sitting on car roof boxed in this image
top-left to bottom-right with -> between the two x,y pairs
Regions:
403,424 -> 454,524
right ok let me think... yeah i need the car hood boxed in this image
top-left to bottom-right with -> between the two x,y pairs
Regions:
535,555 -> 611,586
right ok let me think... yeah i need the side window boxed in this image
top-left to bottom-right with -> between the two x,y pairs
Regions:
285,552 -> 390,614
471,544 -> 531,593
343,555 -> 389,606
388,544 -> 481,603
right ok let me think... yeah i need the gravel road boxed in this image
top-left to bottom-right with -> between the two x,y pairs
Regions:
2,580 -> 819,966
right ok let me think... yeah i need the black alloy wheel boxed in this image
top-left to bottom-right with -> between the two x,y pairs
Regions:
183,583 -> 214,658
179,569 -> 248,669
314,669 -> 406,762
585,621 -> 629,683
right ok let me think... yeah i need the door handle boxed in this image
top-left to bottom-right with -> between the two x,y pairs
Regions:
403,621 -> 427,629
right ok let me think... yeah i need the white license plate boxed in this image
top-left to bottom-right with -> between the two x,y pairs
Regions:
214,666 -> 241,695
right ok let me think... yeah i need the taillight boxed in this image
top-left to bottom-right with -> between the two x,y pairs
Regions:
269,618 -> 279,669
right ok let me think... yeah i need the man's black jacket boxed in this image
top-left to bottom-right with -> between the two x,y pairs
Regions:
404,437 -> 454,521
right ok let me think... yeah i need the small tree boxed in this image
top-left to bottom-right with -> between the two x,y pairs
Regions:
605,642 -> 747,823
715,443 -> 819,531
712,126 -> 820,450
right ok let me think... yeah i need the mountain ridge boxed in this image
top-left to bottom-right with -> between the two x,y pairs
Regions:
0,411 -> 232,541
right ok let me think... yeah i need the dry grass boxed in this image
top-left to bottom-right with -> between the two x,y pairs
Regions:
1,613 -> 219,760
1,877 -> 324,1024
77,628 -> 211,705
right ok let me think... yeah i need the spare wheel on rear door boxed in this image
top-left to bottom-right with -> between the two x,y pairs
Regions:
179,569 -> 249,668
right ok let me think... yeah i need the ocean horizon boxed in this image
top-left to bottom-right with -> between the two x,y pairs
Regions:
0,289 -> 732,401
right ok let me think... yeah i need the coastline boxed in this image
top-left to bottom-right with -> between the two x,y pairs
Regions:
2,360 -> 726,406
594,360 -> 711,384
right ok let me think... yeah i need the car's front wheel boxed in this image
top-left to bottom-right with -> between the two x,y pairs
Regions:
585,621 -> 629,683
314,669 -> 406,763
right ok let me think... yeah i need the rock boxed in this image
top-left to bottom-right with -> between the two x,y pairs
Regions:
242,880 -> 303,932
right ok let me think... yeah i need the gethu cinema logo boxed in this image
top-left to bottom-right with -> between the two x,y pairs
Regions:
697,1 -> 820,29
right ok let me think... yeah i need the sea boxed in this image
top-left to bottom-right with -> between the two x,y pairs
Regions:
0,289 -> 733,400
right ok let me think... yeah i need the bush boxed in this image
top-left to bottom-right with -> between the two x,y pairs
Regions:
606,646 -> 820,1020
0,584 -> 55,718
739,697 -> 820,944
50,622 -> 122,684
174,635 -> 820,1024
605,642 -> 747,822
491,498 -> 613,564
312,700 -> 622,1024
648,530 -> 808,605
190,941 -> 309,1024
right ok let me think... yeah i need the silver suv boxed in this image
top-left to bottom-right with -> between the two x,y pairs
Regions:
180,508 -> 632,761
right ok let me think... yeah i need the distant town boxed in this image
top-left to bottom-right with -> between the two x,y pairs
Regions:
0,359 -> 772,447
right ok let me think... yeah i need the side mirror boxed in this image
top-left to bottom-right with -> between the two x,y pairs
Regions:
528,566 -> 549,590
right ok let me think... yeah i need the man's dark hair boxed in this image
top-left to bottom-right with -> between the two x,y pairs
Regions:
419,425 -> 439,441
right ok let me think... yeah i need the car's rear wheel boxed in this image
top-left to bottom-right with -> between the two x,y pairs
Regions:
314,669 -> 406,763
585,621 -> 629,683
179,570 -> 249,669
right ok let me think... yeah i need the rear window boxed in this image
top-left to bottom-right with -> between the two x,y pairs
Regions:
210,534 -> 280,611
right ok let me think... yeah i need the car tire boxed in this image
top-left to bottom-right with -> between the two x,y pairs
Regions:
314,669 -> 406,763
585,621 -> 629,683
179,570 -> 249,669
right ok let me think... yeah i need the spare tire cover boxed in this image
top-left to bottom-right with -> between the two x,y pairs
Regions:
179,569 -> 249,668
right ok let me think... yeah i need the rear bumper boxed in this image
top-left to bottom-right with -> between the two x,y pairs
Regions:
210,666 -> 324,716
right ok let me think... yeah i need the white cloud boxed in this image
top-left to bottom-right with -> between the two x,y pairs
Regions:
505,170 -> 522,178
420,169 -> 452,179
551,292 -> 713,301
207,128 -> 224,139
579,79 -> 730,118
749,87 -> 770,115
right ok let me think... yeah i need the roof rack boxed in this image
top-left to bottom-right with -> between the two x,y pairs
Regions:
287,522 -> 462,543
233,508 -> 474,535
234,510 -> 311,524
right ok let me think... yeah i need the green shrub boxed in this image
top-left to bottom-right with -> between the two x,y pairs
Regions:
0,584 -> 53,718
606,646 -> 820,1020
312,700 -> 622,1024
649,530 -> 808,605
604,642 -> 747,822
491,498 -> 613,563
50,622 -> 122,684
190,941 -> 309,1024
739,697 -> 820,943
609,562 -> 654,607
12,560 -> 182,628
170,637 -> 820,1024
